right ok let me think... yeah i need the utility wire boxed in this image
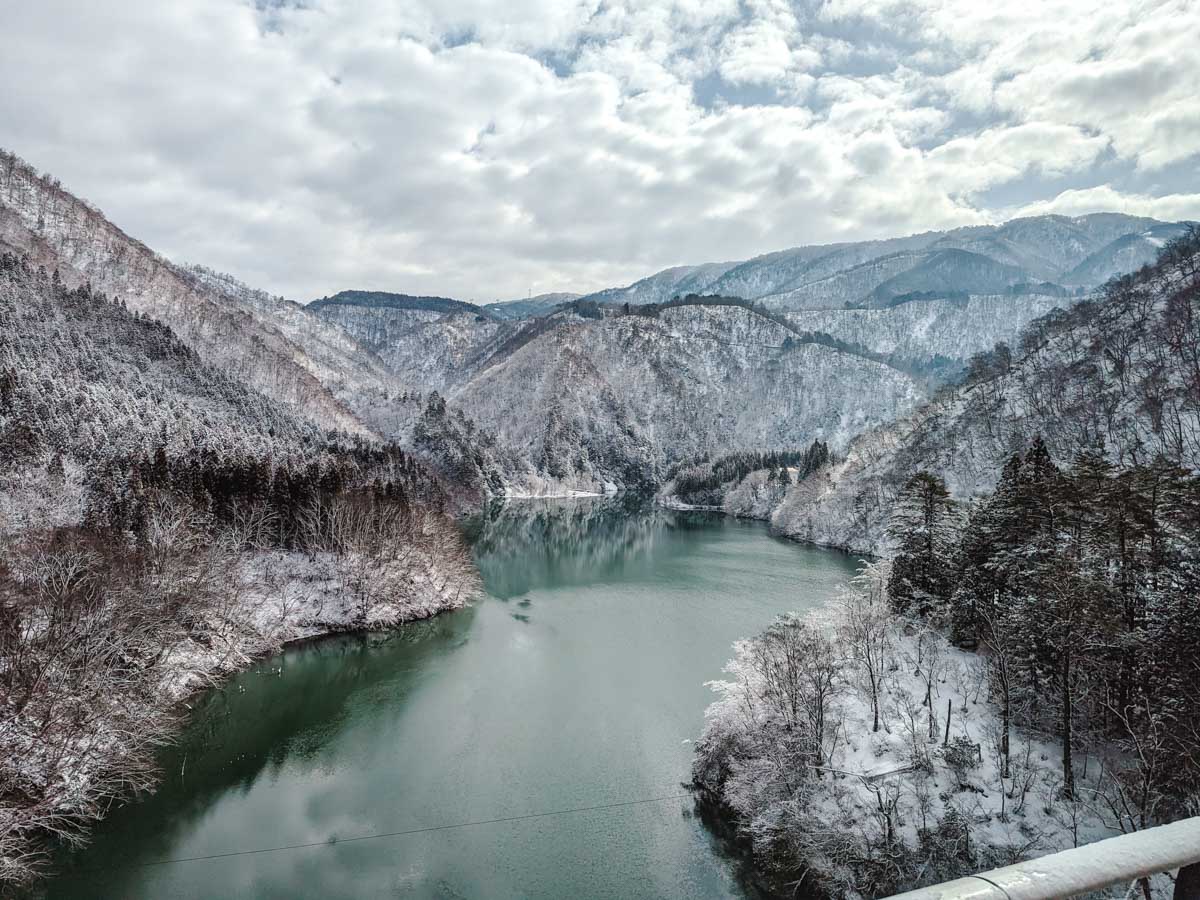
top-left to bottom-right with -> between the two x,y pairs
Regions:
88,791 -> 693,871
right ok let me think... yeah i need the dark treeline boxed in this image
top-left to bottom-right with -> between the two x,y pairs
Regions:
85,438 -> 446,542
889,439 -> 1200,825
308,290 -> 494,320
670,439 -> 830,505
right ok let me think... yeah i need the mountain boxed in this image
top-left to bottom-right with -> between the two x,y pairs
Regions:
864,248 -> 1028,306
333,298 -> 926,492
581,214 -> 1182,313
311,290 -> 513,393
759,226 -> 1200,554
578,261 -> 739,306
1063,222 -> 1192,285
484,292 -> 580,320
0,150 -> 392,437
310,214 -> 1191,495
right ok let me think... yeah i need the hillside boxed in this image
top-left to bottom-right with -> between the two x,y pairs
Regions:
0,150 -> 387,436
484,292 -> 580,320
452,303 -> 925,491
755,227 -> 1200,554
865,249 -> 1028,306
782,294 -> 1070,374
311,292 -> 515,393
0,253 -> 320,532
0,250 -> 479,882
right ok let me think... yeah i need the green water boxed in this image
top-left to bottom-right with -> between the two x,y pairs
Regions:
42,499 -> 860,899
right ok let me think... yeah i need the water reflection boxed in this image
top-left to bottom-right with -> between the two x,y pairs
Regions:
40,613 -> 477,895
469,495 -> 723,599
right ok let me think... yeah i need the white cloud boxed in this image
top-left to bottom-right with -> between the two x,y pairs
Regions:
0,0 -> 1195,301
1011,186 -> 1200,222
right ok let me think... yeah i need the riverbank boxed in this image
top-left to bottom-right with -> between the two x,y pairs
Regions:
658,474 -> 879,559
0,527 -> 479,887
693,564 -> 1126,897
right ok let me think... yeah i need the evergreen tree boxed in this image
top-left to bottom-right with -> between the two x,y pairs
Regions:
886,471 -> 958,619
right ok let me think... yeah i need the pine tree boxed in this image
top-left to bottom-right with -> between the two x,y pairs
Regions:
886,471 -> 958,619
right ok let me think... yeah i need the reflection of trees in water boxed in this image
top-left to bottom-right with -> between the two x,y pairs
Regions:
468,496 -> 726,599
47,610 -> 476,885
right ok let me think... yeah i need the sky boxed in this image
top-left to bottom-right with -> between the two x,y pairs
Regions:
2,0 -> 1198,302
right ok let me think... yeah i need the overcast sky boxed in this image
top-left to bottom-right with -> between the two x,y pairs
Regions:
3,0 -> 1198,302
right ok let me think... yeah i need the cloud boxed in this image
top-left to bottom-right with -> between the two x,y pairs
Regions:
0,0 -> 1195,301
1011,185 -> 1200,222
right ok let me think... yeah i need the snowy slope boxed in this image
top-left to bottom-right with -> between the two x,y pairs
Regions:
0,150 -> 381,436
1063,223 -> 1193,285
767,232 -> 1200,554
452,304 -> 926,490
783,293 -> 1073,368
312,297 -> 515,392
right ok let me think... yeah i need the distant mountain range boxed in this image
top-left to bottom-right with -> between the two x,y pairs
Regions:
485,292 -> 579,319
575,214 -> 1190,311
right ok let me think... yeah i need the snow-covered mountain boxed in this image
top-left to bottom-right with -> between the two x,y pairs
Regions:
307,212 -> 1194,493
484,292 -> 580,320
581,214 -> 1190,312
312,294 -> 928,491
7,146 -> 1191,503
759,228 -> 1200,554
1062,223 -> 1187,285
0,151 -> 393,437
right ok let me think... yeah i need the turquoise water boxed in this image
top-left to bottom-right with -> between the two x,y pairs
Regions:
42,499 -> 860,899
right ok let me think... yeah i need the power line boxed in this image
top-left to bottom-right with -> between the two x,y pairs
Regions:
88,791 -> 693,872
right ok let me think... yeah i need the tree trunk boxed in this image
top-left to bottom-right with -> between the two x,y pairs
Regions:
1000,664 -> 1011,778
1061,653 -> 1075,799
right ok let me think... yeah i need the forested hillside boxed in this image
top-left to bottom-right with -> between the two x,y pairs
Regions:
0,151 -> 384,436
754,227 -> 1200,554
454,303 -> 924,492
0,253 -> 478,883
693,230 -> 1200,892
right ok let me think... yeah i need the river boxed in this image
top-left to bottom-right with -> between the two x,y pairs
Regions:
42,498 -> 860,899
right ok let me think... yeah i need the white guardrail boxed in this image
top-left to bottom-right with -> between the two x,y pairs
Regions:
885,817 -> 1200,900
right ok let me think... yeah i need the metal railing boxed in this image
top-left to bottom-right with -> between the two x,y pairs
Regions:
886,817 -> 1200,900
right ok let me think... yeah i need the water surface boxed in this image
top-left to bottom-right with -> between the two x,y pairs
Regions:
45,499 -> 859,899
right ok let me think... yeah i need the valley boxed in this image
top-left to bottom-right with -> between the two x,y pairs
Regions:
2,144 -> 1198,897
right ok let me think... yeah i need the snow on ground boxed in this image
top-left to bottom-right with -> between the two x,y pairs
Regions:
158,548 -> 474,700
696,565 -> 1129,897
1,538 -> 476,882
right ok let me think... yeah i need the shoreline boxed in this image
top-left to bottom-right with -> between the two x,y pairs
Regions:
5,549 -> 478,888
656,491 -> 877,559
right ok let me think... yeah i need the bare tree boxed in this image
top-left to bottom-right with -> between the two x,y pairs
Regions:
839,564 -> 893,733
